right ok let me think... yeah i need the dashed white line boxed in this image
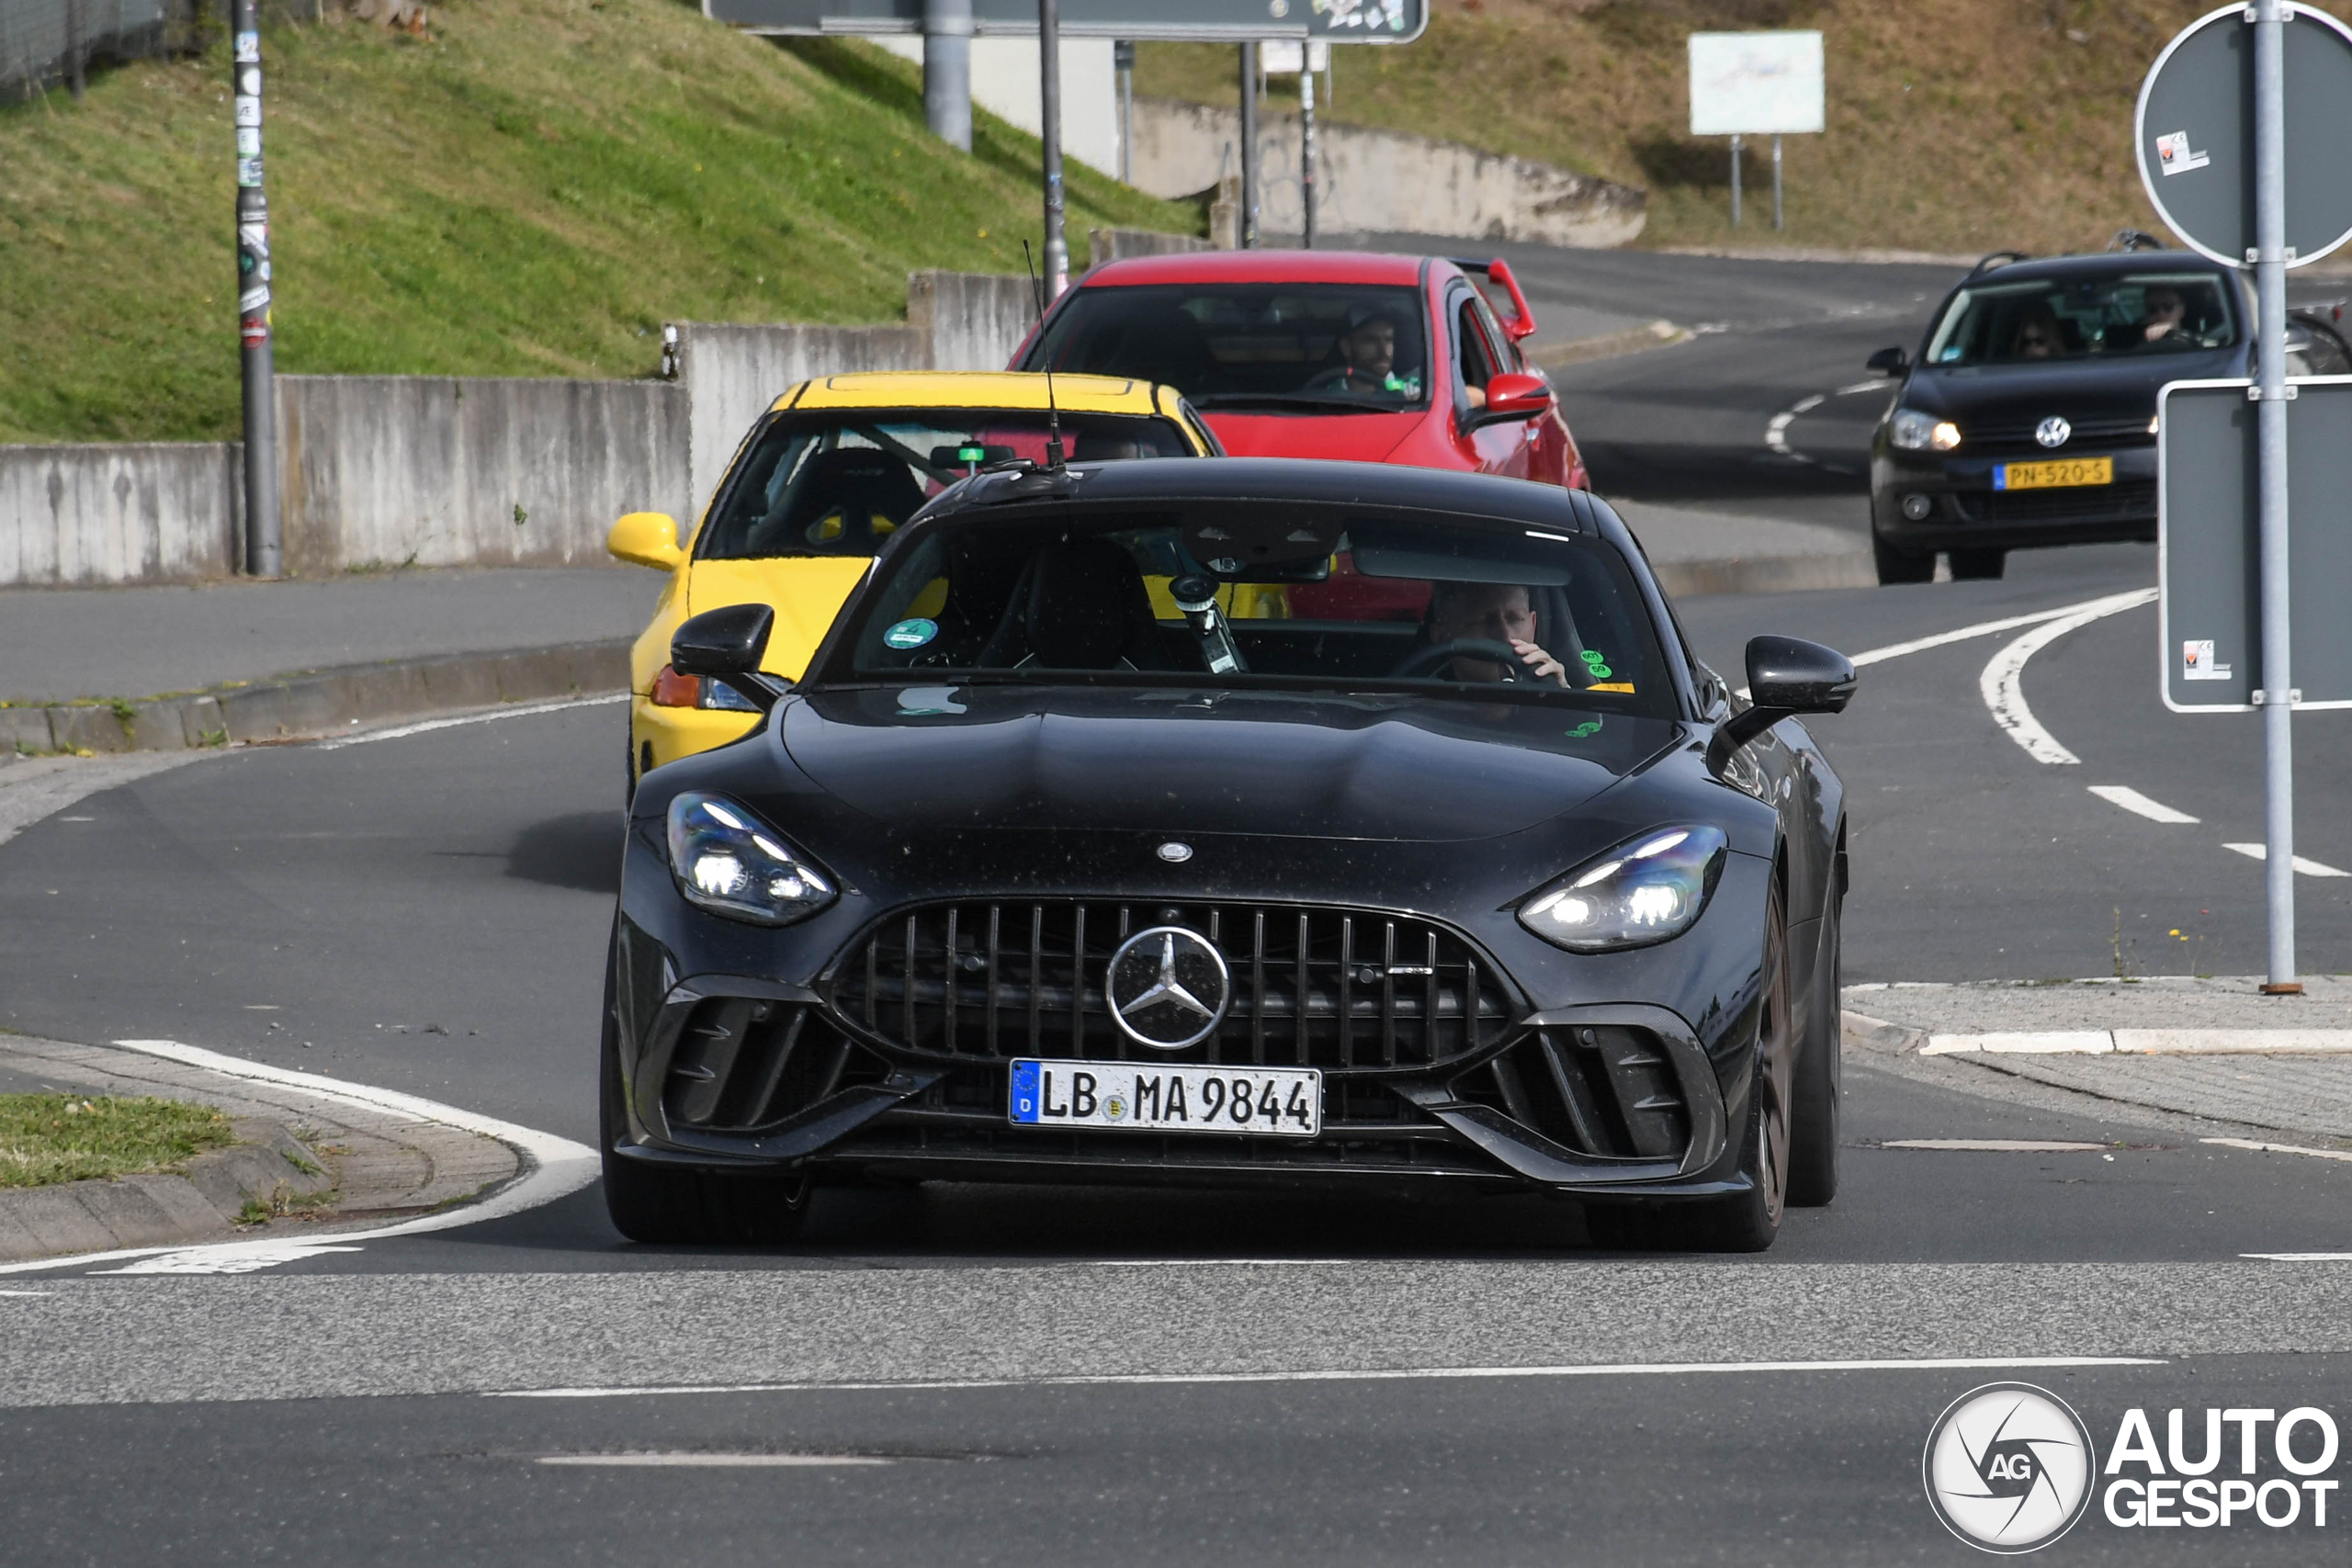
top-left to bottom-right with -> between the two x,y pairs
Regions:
2209,1138 -> 2352,1167
1977,589 -> 2158,764
537,1454 -> 898,1468
2222,843 -> 2350,878
2087,784 -> 2199,824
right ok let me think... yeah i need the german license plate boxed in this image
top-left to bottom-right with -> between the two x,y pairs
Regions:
1996,457 -> 2112,490
1009,1059 -> 1321,1137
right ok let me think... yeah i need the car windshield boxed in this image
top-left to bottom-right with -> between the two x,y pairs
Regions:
697,411 -> 1195,560
820,502 -> 1672,716
1923,271 -> 2239,366
1024,283 -> 1432,412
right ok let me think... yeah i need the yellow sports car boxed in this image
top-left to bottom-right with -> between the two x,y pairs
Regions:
610,371 -> 1221,793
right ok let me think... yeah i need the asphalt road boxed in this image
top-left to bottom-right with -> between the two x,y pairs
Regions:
7,253 -> 2352,1564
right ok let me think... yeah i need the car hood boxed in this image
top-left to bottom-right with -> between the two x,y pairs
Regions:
779,684 -> 1680,842
1903,349 -> 2238,421
1200,409 -> 1425,464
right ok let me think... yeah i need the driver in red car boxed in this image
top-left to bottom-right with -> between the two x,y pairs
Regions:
1304,305 -> 1453,403
1426,581 -> 1567,684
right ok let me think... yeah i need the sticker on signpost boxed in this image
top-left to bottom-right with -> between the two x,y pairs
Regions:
2154,130 -> 2210,175
2182,639 -> 2233,681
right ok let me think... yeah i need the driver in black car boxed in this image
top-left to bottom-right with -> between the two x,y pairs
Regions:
1425,581 -> 1568,684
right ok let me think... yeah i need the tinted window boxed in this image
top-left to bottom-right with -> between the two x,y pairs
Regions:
1924,272 -> 2239,366
823,505 -> 1671,716
698,411 -> 1193,561
1026,284 -> 1432,412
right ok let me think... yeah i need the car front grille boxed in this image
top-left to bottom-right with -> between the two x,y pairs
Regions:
827,899 -> 1519,1073
663,998 -> 893,1134
1962,415 -> 2154,455
1449,1024 -> 1690,1160
1951,479 -> 2155,525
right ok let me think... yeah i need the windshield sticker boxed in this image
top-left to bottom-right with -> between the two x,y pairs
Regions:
883,617 -> 938,650
1579,649 -> 1616,681
1567,718 -> 1604,739
896,686 -> 967,716
1385,372 -> 1422,396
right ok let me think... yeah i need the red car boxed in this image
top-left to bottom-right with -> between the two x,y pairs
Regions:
1011,250 -> 1587,491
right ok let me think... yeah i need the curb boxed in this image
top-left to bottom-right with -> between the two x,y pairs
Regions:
0,1118 -> 335,1264
0,638 -> 630,757
1653,551 -> 1879,598
1532,319 -> 1690,369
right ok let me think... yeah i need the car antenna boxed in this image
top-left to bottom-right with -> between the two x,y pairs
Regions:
1023,241 -> 1067,471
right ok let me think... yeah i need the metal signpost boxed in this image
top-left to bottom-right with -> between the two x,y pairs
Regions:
2142,1 -> 2352,992
1039,0 -> 1066,295
1687,30 -> 1823,231
232,0 -> 279,579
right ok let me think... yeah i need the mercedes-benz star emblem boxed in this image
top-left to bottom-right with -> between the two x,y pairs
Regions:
2035,416 -> 2072,448
1105,926 -> 1230,1050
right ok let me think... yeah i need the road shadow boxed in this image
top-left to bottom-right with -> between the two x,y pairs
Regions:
506,811 -> 625,895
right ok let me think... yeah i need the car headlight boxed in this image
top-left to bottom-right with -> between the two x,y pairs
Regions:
1518,826 -> 1729,953
665,792 -> 837,927
1889,408 -> 1961,452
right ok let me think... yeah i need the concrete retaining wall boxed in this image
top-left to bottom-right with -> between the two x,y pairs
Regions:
0,443 -> 242,587
1130,97 -> 1645,250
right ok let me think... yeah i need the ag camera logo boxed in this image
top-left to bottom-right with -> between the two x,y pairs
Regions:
1923,1383 -> 2096,1553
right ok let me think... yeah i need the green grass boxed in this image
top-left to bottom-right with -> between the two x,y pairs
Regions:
1138,0 -> 2218,256
0,1094 -> 236,1188
0,0 -> 1193,442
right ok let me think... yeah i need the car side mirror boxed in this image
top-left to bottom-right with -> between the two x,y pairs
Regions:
608,511 -> 684,570
1706,636 -> 1856,772
1464,372 -> 1554,431
672,603 -> 786,713
1865,345 -> 1909,377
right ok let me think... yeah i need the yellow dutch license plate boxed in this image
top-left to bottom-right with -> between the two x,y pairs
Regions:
1996,457 -> 2113,491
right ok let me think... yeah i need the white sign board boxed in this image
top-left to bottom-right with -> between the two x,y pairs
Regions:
1689,31 -> 1825,137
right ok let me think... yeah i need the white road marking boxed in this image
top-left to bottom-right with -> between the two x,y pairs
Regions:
488,1356 -> 2165,1401
313,692 -> 628,750
2222,842 -> 2350,877
1924,1031 -> 2352,1055
2245,1254 -> 2352,1261
0,1040 -> 598,1277
1763,409 -> 1814,462
2206,1138 -> 2352,1166
1881,1139 -> 2113,1152
2087,784 -> 2199,824
1791,394 -> 1826,413
1977,589 -> 2158,764
537,1454 -> 897,1468
0,1289 -> 51,1297
1834,379 -> 1892,396
104,1244 -> 366,1276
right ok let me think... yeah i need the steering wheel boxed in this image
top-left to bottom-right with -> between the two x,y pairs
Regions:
1388,638 -> 1529,682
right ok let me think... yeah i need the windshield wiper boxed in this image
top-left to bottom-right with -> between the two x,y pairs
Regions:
1190,393 -> 1402,414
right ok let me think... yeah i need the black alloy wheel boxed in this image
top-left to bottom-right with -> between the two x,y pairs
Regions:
1949,547 -> 2007,580
598,941 -> 811,1246
1587,878 -> 1792,1253
1871,527 -> 1935,585
1785,876 -> 1842,1208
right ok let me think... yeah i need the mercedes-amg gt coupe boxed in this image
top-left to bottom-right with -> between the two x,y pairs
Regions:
602,458 -> 1855,1252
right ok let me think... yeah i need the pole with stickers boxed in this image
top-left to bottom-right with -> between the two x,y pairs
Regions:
232,0 -> 280,579
2142,1 -> 2352,993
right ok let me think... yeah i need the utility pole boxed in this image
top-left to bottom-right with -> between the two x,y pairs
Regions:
2252,0 -> 2298,990
1729,133 -> 1743,228
232,2 -> 280,578
1300,60 -> 1317,248
1238,41 -> 1259,248
1115,39 -> 1134,184
1039,0 -> 1068,296
922,0 -> 973,152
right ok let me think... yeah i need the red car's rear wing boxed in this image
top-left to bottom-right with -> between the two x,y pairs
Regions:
1449,257 -> 1538,343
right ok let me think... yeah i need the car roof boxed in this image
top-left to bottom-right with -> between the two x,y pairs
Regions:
778,371 -> 1170,416
1076,250 -> 1435,288
1960,250 -> 2233,285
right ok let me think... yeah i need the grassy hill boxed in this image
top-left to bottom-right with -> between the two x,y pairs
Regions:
1138,0 -> 2244,256
0,0 -> 1190,443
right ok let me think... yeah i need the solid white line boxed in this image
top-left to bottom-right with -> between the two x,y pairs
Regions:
1834,379 -> 1891,396
1977,589 -> 2158,764
2087,784 -> 2199,824
313,693 -> 627,750
537,1454 -> 896,1468
1881,1139 -> 2112,1153
2244,1254 -> 2352,1261
2205,1138 -> 2352,1166
2222,843 -> 2350,877
0,1040 -> 598,1277
486,1356 -> 2165,1401
1849,602 -> 2099,669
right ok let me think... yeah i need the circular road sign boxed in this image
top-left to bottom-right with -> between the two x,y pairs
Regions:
2135,3 -> 2352,268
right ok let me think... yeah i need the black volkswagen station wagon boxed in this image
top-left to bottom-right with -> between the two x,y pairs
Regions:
1867,246 -> 2256,583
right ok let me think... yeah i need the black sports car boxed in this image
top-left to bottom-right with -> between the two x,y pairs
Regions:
1865,244 -> 2352,584
602,458 -> 1855,1252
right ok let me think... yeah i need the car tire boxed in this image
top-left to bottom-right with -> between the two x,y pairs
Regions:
1784,878 -> 1842,1209
1950,547 -> 2006,580
599,938 -> 810,1246
1871,527 -> 1935,585
1585,879 -> 1792,1254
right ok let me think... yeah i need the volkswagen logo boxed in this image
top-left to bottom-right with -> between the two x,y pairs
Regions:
2034,416 -> 2072,448
1105,926 -> 1230,1050
1922,1382 -> 2096,1553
